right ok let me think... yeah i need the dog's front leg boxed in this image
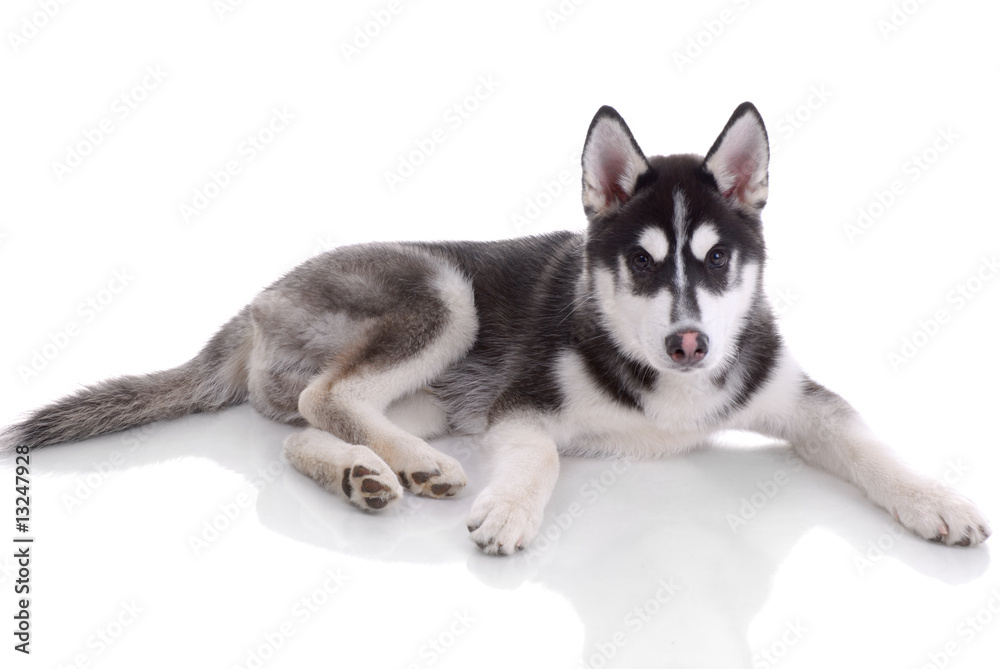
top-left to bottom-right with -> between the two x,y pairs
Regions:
467,417 -> 560,555
750,377 -> 991,547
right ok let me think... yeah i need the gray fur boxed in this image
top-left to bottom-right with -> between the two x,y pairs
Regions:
2,243 -> 459,451
2,310 -> 252,451
2,102 -> 989,554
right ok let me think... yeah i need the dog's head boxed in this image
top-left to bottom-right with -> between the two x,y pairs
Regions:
581,103 -> 770,376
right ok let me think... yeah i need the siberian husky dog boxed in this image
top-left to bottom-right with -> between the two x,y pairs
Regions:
3,103 -> 990,554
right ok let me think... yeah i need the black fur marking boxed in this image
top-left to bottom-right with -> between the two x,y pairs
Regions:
710,297 -> 781,418
571,315 -> 657,411
425,235 -> 579,422
429,152 -> 776,425
669,281 -> 703,323
800,376 -> 853,414
424,232 -> 658,422
587,156 -> 765,304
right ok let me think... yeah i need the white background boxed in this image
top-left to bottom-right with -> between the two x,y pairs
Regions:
2,1 -> 999,667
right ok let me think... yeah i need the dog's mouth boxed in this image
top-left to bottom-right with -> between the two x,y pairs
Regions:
645,350 -> 712,374
664,358 -> 712,375
671,363 -> 704,373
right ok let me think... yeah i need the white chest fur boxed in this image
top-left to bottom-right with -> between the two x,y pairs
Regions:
545,351 -> 733,458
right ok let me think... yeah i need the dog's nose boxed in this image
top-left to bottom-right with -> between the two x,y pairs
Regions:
665,331 -> 709,365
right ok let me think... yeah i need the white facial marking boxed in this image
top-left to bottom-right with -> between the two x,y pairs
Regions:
673,191 -> 689,291
694,256 -> 757,370
689,224 -> 720,261
593,260 -> 676,369
638,227 -> 669,263
593,264 -> 649,360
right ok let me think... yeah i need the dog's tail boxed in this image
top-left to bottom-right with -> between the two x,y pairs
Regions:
1,308 -> 253,452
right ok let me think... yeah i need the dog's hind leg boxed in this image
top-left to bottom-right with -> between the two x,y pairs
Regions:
288,261 -> 479,501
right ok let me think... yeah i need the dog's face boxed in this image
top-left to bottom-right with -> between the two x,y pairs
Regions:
582,104 -> 770,375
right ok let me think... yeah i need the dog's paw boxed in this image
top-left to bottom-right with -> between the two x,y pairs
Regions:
890,484 -> 991,547
396,450 -> 467,499
466,488 -> 544,556
341,462 -> 403,512
284,429 -> 403,512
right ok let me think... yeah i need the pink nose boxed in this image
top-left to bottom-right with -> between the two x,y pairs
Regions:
665,331 -> 709,365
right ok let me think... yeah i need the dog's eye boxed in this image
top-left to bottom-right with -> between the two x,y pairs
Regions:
707,248 -> 728,269
630,251 -> 652,272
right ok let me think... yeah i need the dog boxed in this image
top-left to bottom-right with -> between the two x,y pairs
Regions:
3,103 -> 990,555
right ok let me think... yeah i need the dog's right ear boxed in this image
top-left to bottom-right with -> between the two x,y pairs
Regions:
703,102 -> 769,215
581,106 -> 651,218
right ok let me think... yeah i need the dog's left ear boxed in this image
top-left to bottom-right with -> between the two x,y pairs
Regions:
703,102 -> 769,214
581,106 -> 651,218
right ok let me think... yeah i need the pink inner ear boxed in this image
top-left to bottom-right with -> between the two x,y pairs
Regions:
723,153 -> 758,199
600,155 -> 630,205
706,109 -> 769,207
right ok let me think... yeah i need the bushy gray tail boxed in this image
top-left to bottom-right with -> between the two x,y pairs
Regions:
1,309 -> 252,452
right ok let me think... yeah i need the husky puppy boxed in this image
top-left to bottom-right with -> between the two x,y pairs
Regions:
4,103 -> 989,554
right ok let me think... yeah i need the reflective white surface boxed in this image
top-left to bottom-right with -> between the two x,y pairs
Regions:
8,414 -> 998,668
2,1 -> 999,667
